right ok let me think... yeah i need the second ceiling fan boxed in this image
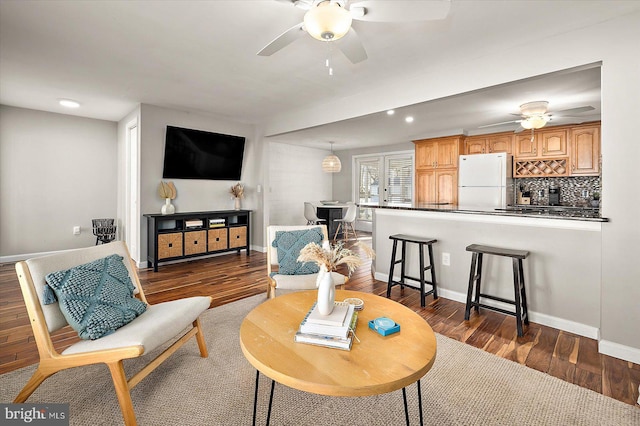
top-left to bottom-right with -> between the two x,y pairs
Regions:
258,0 -> 452,64
479,101 -> 595,133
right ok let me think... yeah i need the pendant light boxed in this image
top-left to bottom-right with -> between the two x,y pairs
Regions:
322,142 -> 342,173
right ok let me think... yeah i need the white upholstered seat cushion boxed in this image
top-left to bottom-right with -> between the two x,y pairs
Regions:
62,296 -> 210,355
271,271 -> 346,290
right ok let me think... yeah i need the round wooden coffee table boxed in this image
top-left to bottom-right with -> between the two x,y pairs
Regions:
240,290 -> 437,425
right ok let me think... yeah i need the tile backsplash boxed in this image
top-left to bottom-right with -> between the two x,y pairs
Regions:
516,176 -> 601,207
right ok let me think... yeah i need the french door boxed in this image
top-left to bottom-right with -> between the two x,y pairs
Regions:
353,151 -> 414,231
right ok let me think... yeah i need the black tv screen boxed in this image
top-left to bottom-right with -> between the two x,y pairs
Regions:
162,126 -> 245,180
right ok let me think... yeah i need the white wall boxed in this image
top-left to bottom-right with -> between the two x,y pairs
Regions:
263,13 -> 640,362
268,142 -> 332,226
122,104 -> 261,263
0,106 -> 117,258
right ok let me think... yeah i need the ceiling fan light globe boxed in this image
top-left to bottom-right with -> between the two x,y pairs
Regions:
304,1 -> 352,42
521,115 -> 549,130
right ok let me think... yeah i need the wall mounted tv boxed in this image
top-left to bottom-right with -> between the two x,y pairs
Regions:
162,126 -> 245,180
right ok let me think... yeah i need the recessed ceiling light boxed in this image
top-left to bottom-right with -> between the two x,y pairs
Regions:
386,110 -> 395,115
59,99 -> 80,108
405,116 -> 414,123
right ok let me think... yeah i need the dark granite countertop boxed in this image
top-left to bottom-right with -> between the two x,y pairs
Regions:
369,203 -> 608,222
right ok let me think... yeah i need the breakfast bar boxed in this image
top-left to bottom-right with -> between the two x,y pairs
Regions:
371,204 -> 607,339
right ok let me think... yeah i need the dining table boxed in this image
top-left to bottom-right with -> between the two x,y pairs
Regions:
312,202 -> 350,240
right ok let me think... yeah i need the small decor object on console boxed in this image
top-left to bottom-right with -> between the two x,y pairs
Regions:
230,182 -> 244,210
158,181 -> 177,215
297,240 -> 375,315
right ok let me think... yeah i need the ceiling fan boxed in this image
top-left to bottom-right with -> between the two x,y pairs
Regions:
258,0 -> 452,64
479,101 -> 595,132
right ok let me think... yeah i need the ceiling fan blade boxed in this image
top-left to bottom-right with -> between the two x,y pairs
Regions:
478,119 -> 522,129
553,106 -> 595,116
349,0 -> 451,22
336,27 -> 368,64
274,0 -> 312,9
257,23 -> 306,56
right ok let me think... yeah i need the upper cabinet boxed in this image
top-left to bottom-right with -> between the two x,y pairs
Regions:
414,136 -> 464,204
570,124 -> 600,175
514,129 -> 567,158
463,133 -> 513,155
414,136 -> 463,169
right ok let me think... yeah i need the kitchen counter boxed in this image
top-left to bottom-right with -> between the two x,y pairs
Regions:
370,206 -> 603,343
371,203 -> 608,222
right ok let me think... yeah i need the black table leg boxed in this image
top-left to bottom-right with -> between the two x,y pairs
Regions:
417,380 -> 423,426
402,387 -> 410,426
253,370 -> 276,426
401,380 -> 424,425
266,379 -> 275,426
252,370 -> 259,426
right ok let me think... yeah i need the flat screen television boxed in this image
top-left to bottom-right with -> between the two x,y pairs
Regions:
162,126 -> 245,180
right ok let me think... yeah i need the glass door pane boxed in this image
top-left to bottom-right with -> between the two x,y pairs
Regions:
384,155 -> 413,206
356,157 -> 381,221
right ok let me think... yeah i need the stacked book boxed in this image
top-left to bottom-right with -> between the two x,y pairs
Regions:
209,218 -> 225,228
294,301 -> 357,350
185,219 -> 203,228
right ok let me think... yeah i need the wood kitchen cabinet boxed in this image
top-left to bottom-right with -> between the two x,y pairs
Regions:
414,136 -> 463,204
570,124 -> 600,175
414,136 -> 463,169
415,169 -> 458,204
515,129 -> 567,158
464,133 -> 513,155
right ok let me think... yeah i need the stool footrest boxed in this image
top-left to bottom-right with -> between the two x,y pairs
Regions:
389,281 -> 435,295
478,293 -> 515,306
468,302 -> 518,318
396,275 -> 435,286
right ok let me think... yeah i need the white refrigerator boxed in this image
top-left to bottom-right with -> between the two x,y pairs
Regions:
458,153 -> 513,208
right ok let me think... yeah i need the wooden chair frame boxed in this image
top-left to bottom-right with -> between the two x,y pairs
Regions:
13,242 -> 212,426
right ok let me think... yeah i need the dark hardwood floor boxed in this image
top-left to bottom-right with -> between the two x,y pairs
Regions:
1,237 -> 639,407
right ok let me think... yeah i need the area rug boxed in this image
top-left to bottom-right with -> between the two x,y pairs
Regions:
1,294 -> 638,425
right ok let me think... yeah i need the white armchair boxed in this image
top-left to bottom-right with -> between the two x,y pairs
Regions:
13,241 -> 211,426
266,225 -> 347,298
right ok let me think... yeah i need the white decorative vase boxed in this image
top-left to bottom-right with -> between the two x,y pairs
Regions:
316,265 -> 335,316
234,197 -> 241,210
161,198 -> 175,215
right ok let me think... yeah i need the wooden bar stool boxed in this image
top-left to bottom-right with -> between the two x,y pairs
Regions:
386,234 -> 438,307
464,244 -> 530,337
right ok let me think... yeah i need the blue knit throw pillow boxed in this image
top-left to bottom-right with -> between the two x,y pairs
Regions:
272,227 -> 323,275
43,254 -> 147,340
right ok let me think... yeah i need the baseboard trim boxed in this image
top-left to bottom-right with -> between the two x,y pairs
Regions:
1,249 -> 69,263
374,271 -> 600,340
599,340 -> 640,365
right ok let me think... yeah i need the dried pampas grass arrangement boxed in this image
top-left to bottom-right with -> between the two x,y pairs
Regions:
297,241 -> 375,276
230,182 -> 244,198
